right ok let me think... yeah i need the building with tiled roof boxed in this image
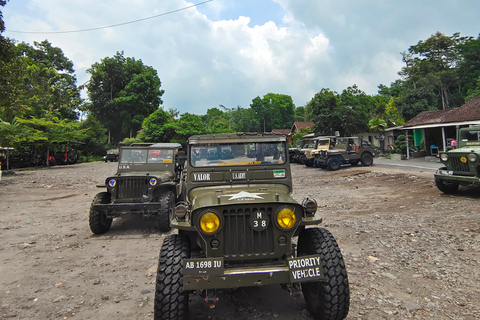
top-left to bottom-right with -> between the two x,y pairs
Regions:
402,96 -> 480,154
272,129 -> 292,136
291,122 -> 314,134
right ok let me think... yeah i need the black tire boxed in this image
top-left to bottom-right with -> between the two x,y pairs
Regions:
327,157 -> 341,171
154,234 -> 190,320
89,192 -> 113,234
435,169 -> 459,194
158,191 -> 174,232
297,227 -> 350,320
305,159 -> 314,167
360,153 -> 373,166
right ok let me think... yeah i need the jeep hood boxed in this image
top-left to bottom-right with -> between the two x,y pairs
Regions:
113,170 -> 174,181
447,146 -> 480,154
189,184 -> 297,211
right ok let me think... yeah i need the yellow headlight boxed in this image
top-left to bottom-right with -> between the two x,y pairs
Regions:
200,212 -> 220,234
277,208 -> 296,229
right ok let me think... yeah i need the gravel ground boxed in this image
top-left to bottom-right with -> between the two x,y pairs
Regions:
0,161 -> 479,320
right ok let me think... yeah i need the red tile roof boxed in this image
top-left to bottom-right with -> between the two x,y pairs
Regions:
293,121 -> 314,129
272,129 -> 291,135
404,96 -> 480,127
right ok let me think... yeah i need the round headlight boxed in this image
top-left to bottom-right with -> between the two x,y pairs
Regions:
468,153 -> 478,162
175,204 -> 188,219
302,198 -> 318,216
276,207 -> 296,230
200,212 -> 220,234
149,178 -> 157,186
108,179 -> 116,187
440,153 -> 449,162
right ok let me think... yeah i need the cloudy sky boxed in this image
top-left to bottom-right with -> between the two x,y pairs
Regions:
3,0 -> 480,115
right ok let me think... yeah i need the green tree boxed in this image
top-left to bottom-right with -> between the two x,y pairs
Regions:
457,35 -> 480,99
79,114 -> 107,160
230,106 -> 258,132
16,40 -> 81,120
16,116 -> 86,165
202,107 -> 232,133
0,0 -> 9,57
172,113 -> 204,146
85,51 -> 164,144
139,108 -> 176,143
368,118 -> 387,153
399,32 -> 470,112
250,93 -> 295,131
310,86 -> 372,136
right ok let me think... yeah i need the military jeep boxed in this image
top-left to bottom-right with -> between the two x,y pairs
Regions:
314,137 -> 375,171
303,136 -> 336,167
154,133 -> 349,320
435,125 -> 480,194
89,143 -> 186,234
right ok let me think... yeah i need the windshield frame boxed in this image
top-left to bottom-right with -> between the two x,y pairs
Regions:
189,141 -> 287,168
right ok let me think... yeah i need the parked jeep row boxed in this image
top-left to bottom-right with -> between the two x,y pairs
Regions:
291,135 -> 375,171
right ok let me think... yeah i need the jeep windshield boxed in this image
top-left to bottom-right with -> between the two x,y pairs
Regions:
191,142 -> 286,167
460,129 -> 480,145
120,149 -> 174,164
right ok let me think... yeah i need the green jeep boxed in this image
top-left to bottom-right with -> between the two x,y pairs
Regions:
89,143 -> 186,234
435,125 -> 480,194
154,133 -> 349,320
314,137 -> 375,170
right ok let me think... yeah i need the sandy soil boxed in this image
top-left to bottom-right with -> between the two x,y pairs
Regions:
0,161 -> 479,320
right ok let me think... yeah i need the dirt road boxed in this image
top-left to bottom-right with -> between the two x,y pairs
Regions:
0,162 -> 479,319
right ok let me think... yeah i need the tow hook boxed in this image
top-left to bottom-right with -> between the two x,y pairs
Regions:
205,290 -> 218,308
287,283 -> 303,298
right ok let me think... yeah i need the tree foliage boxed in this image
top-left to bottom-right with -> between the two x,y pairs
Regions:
388,32 -> 480,121
138,108 -> 176,143
85,51 -> 164,144
250,93 -> 295,132
309,86 -> 374,136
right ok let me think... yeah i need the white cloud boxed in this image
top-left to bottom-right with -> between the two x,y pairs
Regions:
4,0 -> 480,116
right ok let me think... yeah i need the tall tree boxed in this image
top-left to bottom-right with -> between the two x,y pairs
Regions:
16,40 -> 81,120
250,93 -> 295,131
457,35 -> 480,99
399,32 -> 470,111
309,86 -> 373,136
85,51 -> 164,144
0,0 -> 9,58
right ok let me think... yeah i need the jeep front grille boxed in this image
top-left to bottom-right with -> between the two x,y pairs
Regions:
115,177 -> 149,201
449,155 -> 471,175
222,206 -> 275,258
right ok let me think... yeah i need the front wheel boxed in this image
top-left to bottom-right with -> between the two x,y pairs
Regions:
89,192 -> 113,234
158,191 -> 174,232
327,157 -> 341,171
435,170 -> 459,194
297,227 -> 350,320
154,234 -> 191,320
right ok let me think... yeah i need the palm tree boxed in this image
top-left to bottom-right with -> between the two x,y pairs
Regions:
368,118 -> 388,154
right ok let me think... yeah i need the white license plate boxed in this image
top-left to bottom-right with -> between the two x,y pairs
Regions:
438,170 -> 453,175
183,258 -> 224,277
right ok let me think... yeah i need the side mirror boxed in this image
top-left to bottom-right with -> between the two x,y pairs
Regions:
177,150 -> 186,167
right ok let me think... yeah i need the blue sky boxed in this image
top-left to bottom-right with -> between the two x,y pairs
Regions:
3,0 -> 480,116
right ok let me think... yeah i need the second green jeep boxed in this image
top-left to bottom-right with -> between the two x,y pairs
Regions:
435,125 -> 480,193
89,143 -> 185,234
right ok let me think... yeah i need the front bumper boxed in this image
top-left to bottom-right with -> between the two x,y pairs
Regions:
91,202 -> 161,218
434,169 -> 480,184
184,264 -> 291,290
